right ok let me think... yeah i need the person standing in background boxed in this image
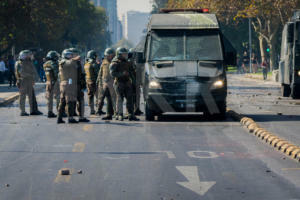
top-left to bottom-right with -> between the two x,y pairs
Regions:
261,57 -> 269,80
251,53 -> 258,73
0,56 -> 7,84
7,55 -> 16,87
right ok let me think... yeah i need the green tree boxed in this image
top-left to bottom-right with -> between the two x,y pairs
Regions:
0,0 -> 109,56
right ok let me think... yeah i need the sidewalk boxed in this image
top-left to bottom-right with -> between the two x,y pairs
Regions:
227,74 -> 300,147
0,83 -> 45,106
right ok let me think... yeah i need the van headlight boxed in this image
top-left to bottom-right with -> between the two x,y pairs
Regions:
212,80 -> 224,89
149,80 -> 161,89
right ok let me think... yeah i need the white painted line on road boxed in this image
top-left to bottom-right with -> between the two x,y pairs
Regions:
187,151 -> 219,159
104,156 -> 130,160
176,166 -> 216,196
72,143 -> 86,152
155,151 -> 176,159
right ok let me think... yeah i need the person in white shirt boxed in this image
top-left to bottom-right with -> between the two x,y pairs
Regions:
0,57 -> 7,84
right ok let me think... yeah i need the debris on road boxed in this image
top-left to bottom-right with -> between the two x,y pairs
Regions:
60,169 -> 70,175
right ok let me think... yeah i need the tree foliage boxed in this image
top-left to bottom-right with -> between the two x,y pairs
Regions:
0,0 -> 109,56
164,0 -> 299,70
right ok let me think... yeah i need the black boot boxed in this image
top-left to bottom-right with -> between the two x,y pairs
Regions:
102,116 -> 112,120
134,109 -> 144,116
79,118 -> 90,123
68,118 -> 78,124
96,110 -> 106,116
57,118 -> 65,124
20,112 -> 29,116
48,111 -> 57,118
30,110 -> 43,115
129,115 -> 140,121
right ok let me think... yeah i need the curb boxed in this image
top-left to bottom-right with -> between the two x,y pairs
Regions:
227,109 -> 300,163
0,84 -> 45,107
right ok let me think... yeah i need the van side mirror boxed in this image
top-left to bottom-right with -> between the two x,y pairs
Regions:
136,52 -> 145,64
287,23 -> 294,43
225,52 -> 237,66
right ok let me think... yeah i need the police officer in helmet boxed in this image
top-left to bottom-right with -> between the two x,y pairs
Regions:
97,48 -> 116,120
84,50 -> 100,115
44,51 -> 60,118
109,47 -> 139,121
69,48 -> 90,123
57,49 -> 78,124
15,50 -> 43,116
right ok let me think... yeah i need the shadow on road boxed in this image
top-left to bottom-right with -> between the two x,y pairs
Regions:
228,86 -> 280,91
245,114 -> 300,122
155,114 -> 234,123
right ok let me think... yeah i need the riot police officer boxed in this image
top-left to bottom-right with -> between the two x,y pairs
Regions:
97,48 -> 116,120
128,48 -> 143,116
43,51 -> 60,118
109,47 -> 139,121
84,50 -> 100,115
69,48 -> 90,123
15,50 -> 43,116
57,49 -> 78,124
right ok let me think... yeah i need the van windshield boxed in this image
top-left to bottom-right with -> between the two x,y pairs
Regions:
149,30 -> 223,61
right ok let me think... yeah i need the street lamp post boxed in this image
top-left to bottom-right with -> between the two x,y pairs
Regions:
249,18 -> 252,73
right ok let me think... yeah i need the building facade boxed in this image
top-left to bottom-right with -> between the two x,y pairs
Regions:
92,0 -> 120,44
122,11 -> 149,46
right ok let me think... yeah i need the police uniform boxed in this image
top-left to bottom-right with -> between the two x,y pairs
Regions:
76,60 -> 86,119
97,58 -> 116,118
43,59 -> 60,117
110,56 -> 136,120
15,52 -> 42,116
57,58 -> 78,123
84,59 -> 99,114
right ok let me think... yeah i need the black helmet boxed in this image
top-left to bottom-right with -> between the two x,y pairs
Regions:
68,48 -> 80,57
104,48 -> 115,57
116,47 -> 128,59
87,50 -> 97,60
46,51 -> 60,61
62,49 -> 73,60
19,50 -> 32,60
128,48 -> 135,59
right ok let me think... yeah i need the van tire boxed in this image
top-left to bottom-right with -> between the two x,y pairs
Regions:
281,84 -> 291,97
291,85 -> 300,99
214,101 -> 226,120
145,102 -> 155,121
204,101 -> 226,120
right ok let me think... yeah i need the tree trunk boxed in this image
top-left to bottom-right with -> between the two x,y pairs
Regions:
267,38 -> 277,71
258,35 -> 266,64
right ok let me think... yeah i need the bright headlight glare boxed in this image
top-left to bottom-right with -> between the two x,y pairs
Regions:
213,80 -> 224,88
298,70 -> 300,77
149,81 -> 161,89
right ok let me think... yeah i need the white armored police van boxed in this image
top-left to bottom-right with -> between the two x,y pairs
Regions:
138,8 -> 236,121
279,10 -> 300,99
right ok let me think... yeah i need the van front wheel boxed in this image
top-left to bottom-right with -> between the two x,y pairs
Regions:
281,84 -> 291,97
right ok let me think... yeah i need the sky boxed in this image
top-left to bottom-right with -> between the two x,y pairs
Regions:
117,0 -> 152,19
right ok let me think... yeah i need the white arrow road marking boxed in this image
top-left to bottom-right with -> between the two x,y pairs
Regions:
176,166 -> 216,196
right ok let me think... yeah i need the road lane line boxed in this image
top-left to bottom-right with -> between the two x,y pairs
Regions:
155,151 -> 176,159
83,124 -> 93,132
282,168 -> 300,171
72,143 -> 86,152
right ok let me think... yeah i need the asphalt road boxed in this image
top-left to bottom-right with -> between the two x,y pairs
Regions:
0,75 -> 300,200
